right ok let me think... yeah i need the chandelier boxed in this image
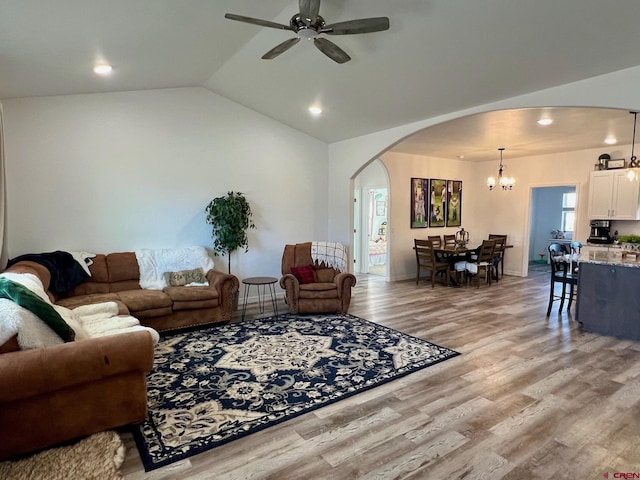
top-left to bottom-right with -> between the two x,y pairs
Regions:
487,147 -> 515,190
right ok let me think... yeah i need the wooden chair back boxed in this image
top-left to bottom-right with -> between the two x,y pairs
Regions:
427,235 -> 443,249
414,239 -> 437,267
443,234 -> 456,247
414,238 -> 450,288
476,239 -> 496,264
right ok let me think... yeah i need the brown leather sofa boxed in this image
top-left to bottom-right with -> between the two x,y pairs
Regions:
280,242 -> 356,314
55,251 -> 239,332
0,261 -> 155,460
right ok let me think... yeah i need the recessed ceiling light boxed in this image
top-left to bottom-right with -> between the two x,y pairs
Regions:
537,118 -> 553,126
604,136 -> 617,145
93,64 -> 113,75
457,154 -> 465,159
308,105 -> 322,116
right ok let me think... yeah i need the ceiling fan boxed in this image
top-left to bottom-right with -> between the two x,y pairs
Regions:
225,0 -> 390,64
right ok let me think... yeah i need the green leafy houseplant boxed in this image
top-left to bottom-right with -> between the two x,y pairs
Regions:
205,191 -> 256,274
618,234 -> 640,244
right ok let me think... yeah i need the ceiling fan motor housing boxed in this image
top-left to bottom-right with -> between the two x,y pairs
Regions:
290,14 -> 325,38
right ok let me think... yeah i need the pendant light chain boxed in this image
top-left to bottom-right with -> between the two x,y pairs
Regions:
487,147 -> 515,190
630,111 -> 638,168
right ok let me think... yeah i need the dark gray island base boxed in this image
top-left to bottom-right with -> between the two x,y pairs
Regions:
576,260 -> 640,340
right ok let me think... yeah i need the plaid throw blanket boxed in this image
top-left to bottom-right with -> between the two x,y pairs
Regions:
311,242 -> 348,271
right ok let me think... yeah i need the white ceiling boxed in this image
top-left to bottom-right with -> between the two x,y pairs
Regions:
2,1 -> 640,159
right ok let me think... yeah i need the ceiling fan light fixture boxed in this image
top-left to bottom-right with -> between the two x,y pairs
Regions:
297,28 -> 318,39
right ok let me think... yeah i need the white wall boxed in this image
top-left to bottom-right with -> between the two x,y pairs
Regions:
3,87 -> 328,282
328,65 -> 640,278
379,151 -> 472,281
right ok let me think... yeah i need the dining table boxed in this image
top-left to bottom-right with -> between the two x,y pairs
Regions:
434,243 -> 514,282
433,246 -> 471,286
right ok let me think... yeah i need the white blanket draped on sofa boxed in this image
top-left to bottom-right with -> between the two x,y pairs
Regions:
135,246 -> 215,290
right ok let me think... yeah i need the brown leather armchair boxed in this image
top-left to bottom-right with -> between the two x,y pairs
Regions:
280,242 -> 356,314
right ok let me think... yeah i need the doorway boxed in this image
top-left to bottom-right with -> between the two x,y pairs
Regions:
527,185 -> 577,277
353,159 -> 389,277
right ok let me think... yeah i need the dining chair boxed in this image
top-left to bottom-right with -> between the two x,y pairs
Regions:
465,239 -> 496,288
443,234 -> 456,247
428,235 -> 443,248
414,239 -> 450,288
546,242 -> 578,316
428,235 -> 445,264
488,234 -> 507,280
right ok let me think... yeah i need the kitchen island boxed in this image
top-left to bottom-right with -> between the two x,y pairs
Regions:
576,248 -> 640,340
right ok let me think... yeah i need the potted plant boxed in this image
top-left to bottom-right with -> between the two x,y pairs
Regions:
618,234 -> 640,252
205,191 -> 256,274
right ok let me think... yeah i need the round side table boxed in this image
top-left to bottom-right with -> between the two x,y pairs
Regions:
241,276 -> 279,320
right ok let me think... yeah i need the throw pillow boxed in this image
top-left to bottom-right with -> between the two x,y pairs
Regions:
163,267 -> 207,286
290,265 -> 315,284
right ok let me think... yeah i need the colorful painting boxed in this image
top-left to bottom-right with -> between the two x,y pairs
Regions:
429,179 -> 446,227
446,180 -> 462,227
410,178 -> 429,228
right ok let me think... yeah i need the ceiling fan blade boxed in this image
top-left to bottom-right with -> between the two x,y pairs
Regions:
262,38 -> 301,60
313,38 -> 351,64
225,13 -> 292,31
323,17 -> 390,35
299,0 -> 321,23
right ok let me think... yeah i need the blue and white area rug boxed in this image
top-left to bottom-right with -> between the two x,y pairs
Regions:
132,313 -> 460,471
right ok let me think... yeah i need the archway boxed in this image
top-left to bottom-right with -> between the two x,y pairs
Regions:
344,107 -> 637,281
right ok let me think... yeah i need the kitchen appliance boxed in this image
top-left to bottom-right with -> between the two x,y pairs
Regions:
588,219 -> 613,244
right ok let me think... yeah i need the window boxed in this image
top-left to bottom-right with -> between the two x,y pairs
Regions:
562,192 -> 576,232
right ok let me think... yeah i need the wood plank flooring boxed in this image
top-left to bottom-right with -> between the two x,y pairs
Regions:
120,269 -> 640,479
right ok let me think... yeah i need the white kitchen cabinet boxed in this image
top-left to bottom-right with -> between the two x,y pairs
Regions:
588,169 -> 640,219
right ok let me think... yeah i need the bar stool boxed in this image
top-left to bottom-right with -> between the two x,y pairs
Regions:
546,243 -> 578,315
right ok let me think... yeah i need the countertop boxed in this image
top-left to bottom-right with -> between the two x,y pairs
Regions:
579,248 -> 640,267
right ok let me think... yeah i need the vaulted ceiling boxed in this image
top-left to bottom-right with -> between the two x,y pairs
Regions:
2,1 -> 640,160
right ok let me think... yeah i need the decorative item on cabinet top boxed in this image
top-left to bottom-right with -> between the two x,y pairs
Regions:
606,158 -> 626,169
595,153 -> 610,171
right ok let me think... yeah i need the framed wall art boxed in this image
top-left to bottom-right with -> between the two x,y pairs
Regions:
446,180 -> 462,227
429,178 -> 446,227
410,177 -> 429,228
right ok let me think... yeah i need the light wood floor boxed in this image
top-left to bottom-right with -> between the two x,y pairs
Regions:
120,270 -> 640,480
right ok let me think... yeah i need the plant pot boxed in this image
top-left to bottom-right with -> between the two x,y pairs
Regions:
621,243 -> 640,253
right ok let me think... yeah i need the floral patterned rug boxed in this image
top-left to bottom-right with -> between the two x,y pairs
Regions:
132,313 -> 460,471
